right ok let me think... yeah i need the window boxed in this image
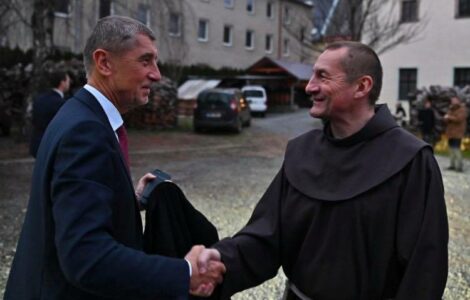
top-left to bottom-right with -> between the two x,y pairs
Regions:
401,0 -> 418,22
267,2 -> 273,18
457,0 -> 470,17
454,68 -> 470,87
398,68 -> 417,100
224,0 -> 234,8
223,25 -> 233,46
283,5 -> 291,24
99,0 -> 114,18
198,19 -> 209,41
283,38 -> 290,56
265,34 -> 273,53
54,0 -> 70,16
137,4 -> 150,26
247,0 -> 255,14
245,30 -> 254,49
169,13 -> 181,36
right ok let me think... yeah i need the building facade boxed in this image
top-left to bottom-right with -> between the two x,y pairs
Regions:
378,0 -> 470,109
4,0 -> 315,69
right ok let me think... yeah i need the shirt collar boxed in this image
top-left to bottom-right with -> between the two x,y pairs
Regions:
84,84 -> 123,132
52,88 -> 64,98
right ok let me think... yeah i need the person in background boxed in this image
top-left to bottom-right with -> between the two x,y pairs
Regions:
444,96 -> 468,172
5,15 -> 224,300
394,101 -> 407,127
197,41 -> 448,300
29,70 -> 71,157
418,97 -> 436,146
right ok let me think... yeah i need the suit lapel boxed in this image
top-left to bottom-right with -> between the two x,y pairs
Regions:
72,88 -> 136,193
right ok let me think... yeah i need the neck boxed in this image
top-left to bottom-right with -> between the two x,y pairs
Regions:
87,77 -> 124,113
330,105 -> 375,139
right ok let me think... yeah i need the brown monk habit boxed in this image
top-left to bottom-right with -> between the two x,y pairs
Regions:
213,105 -> 448,300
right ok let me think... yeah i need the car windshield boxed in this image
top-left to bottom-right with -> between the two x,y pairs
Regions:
199,92 -> 232,106
243,90 -> 263,97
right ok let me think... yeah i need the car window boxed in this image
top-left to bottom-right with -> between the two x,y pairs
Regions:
243,90 -> 264,97
199,92 -> 231,105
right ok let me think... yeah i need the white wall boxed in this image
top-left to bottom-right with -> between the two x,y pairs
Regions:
378,0 -> 470,110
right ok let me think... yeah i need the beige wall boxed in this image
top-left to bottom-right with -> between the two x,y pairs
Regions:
4,0 -> 315,69
378,0 -> 470,111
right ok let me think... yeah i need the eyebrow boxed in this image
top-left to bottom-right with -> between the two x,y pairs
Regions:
138,53 -> 158,61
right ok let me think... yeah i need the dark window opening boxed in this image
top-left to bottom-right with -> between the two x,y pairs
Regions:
401,0 -> 418,22
454,68 -> 470,87
399,68 -> 417,100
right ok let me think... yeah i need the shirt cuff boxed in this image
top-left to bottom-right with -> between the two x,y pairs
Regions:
184,258 -> 192,276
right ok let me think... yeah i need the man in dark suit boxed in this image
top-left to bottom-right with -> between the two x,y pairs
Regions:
5,15 -> 224,300
29,70 -> 70,157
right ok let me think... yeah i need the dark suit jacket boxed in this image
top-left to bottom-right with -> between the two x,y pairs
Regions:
5,88 -> 190,300
29,89 -> 66,157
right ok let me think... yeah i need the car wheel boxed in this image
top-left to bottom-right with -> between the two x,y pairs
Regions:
193,124 -> 202,133
233,118 -> 242,133
244,118 -> 251,127
261,111 -> 266,118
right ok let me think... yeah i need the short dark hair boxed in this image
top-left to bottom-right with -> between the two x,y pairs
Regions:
325,41 -> 383,105
49,70 -> 68,88
83,15 -> 156,76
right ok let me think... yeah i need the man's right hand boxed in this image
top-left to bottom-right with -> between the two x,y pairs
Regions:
185,246 -> 225,297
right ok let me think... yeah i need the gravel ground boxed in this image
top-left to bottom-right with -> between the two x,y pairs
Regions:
0,110 -> 468,299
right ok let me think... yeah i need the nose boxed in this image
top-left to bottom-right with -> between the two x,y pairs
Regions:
305,76 -> 319,95
148,62 -> 162,82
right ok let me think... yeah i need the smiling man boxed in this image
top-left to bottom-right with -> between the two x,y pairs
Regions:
198,41 -> 449,299
5,15 -> 224,300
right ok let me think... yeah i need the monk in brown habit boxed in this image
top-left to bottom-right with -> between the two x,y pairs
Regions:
198,41 -> 448,300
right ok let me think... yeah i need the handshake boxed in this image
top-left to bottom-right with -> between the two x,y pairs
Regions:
185,245 -> 225,297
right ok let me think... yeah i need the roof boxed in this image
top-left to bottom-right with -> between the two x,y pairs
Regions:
177,79 -> 221,100
246,57 -> 313,81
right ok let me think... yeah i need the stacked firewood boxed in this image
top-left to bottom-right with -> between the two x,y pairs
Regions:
124,77 -> 178,129
408,85 -> 470,139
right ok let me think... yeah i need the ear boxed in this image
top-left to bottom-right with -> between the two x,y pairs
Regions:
354,75 -> 373,99
92,49 -> 113,76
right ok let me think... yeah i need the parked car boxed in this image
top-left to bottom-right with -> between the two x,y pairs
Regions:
242,85 -> 267,117
193,88 -> 251,133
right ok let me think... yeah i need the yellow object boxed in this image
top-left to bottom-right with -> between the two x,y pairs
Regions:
435,135 -> 470,151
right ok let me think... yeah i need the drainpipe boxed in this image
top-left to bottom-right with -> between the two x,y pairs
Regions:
277,0 -> 283,60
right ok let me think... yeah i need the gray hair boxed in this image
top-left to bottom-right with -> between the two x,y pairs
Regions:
83,15 -> 156,76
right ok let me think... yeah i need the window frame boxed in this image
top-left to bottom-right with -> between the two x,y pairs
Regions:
168,13 -> 182,37
456,0 -> 470,17
283,5 -> 291,24
54,0 -> 71,18
223,25 -> 233,46
245,30 -> 255,50
454,67 -> 470,87
247,0 -> 255,14
398,68 -> 418,100
137,4 -> 150,27
282,38 -> 290,56
99,0 -> 114,18
267,2 -> 273,18
198,19 -> 209,42
265,34 -> 273,53
400,0 -> 419,23
224,0 -> 234,8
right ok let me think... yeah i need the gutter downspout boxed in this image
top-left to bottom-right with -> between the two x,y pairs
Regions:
277,0 -> 283,59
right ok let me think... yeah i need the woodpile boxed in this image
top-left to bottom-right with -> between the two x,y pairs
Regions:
124,77 -> 178,129
408,85 -> 470,139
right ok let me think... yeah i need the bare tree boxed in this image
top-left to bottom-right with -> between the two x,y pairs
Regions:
296,0 -> 427,55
